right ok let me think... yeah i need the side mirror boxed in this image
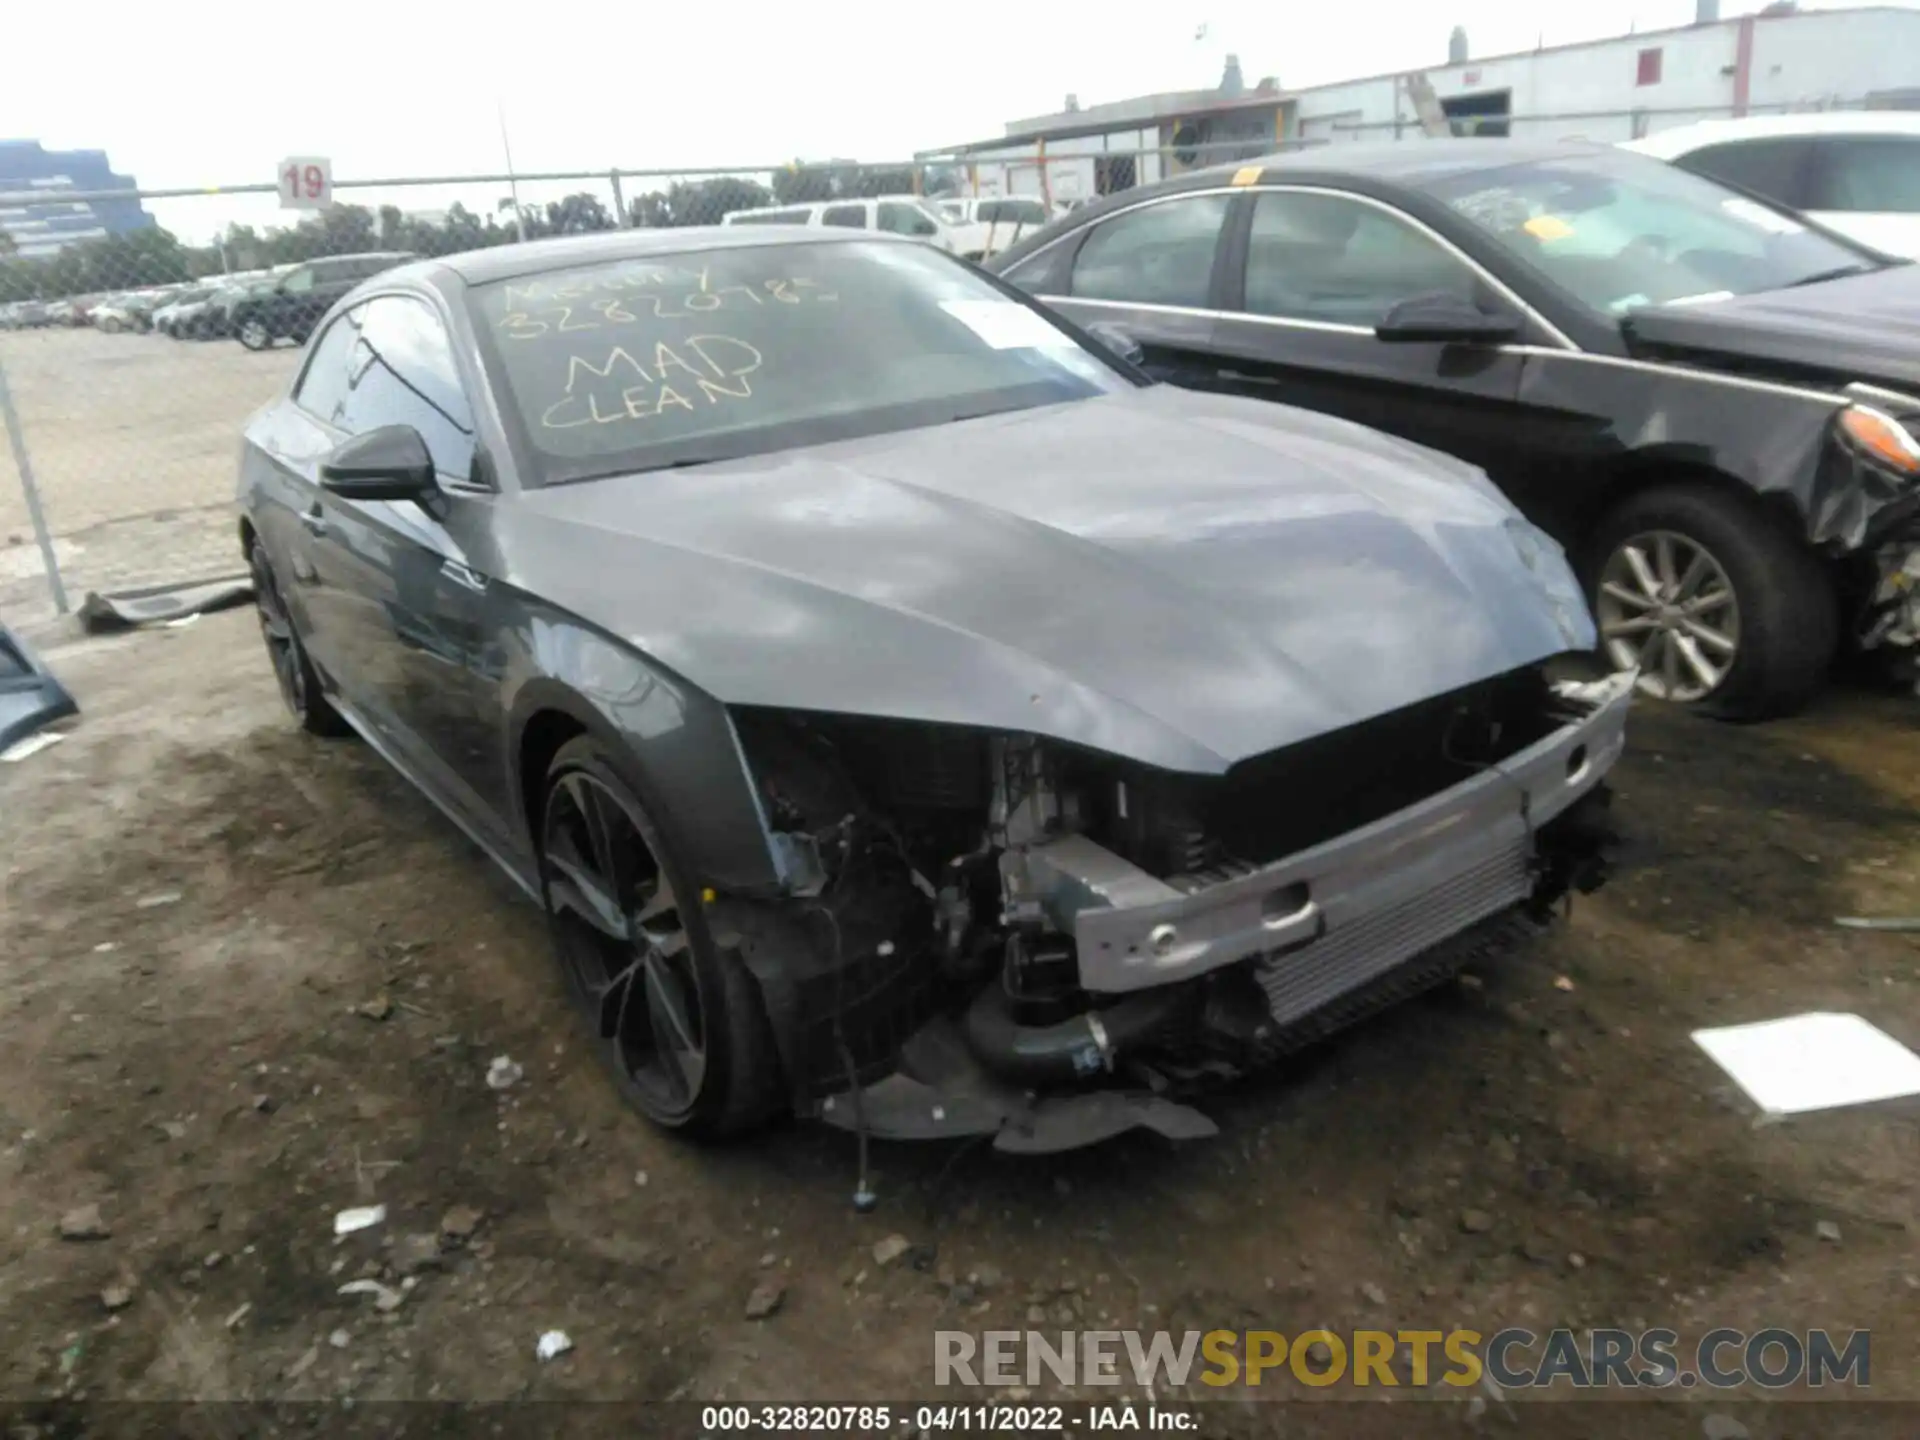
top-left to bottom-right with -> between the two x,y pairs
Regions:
1084,319 -> 1146,368
1375,292 -> 1522,345
320,425 -> 437,502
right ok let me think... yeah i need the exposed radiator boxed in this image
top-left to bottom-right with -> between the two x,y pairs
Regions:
1252,841 -> 1534,1027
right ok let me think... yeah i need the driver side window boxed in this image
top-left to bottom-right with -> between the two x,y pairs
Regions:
1243,191 -> 1481,327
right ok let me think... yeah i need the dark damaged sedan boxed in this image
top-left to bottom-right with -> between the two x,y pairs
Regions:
992,140 -> 1920,719
238,229 -> 1625,1150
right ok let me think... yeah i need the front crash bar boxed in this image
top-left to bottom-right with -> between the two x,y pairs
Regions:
1028,671 -> 1633,994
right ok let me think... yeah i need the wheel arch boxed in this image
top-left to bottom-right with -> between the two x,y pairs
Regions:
506,672 -> 785,897
1578,451 -> 1828,582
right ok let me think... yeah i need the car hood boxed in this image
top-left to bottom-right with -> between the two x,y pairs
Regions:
1624,264 -> 1920,393
507,387 -> 1593,774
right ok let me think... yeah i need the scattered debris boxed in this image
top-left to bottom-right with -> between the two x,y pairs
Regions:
57,1204 -> 109,1241
1552,975 -> 1576,992
100,1284 -> 133,1312
391,1232 -> 444,1276
1692,1012 -> 1920,1117
973,1264 -> 1004,1292
76,574 -> 255,633
339,1279 -> 404,1312
155,1120 -> 187,1141
633,1170 -> 649,1188
134,891 -> 183,909
1459,1209 -> 1494,1235
1359,1281 -> 1388,1306
745,1277 -> 787,1319
356,994 -> 394,1022
440,1204 -> 483,1241
252,1094 -> 275,1113
224,1302 -> 252,1330
203,1250 -> 225,1269
536,1330 -> 574,1361
1815,1220 -> 1843,1244
1701,1415 -> 1752,1440
328,1328 -> 352,1349
333,1205 -> 387,1237
284,1344 -> 320,1380
1834,915 -> 1920,932
486,1055 -> 524,1090
1,730 -> 65,763
872,1234 -> 912,1267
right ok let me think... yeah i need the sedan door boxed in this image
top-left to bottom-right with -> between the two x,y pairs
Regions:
1007,191 -> 1234,388
1206,187 -> 1535,482
302,294 -> 518,849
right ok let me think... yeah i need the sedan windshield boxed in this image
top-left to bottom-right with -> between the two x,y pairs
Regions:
1421,152 -> 1885,317
471,239 -> 1134,486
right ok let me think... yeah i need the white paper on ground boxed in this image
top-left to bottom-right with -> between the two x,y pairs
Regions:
939,299 -> 1073,350
0,730 -> 66,763
1691,1012 -> 1920,1117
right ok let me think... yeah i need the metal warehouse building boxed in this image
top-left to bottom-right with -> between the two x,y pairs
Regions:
925,2 -> 1920,203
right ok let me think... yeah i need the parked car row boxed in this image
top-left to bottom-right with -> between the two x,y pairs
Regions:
1,252 -> 416,347
720,194 -> 1071,261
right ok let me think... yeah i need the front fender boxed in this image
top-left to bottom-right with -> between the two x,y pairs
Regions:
502,613 -> 784,895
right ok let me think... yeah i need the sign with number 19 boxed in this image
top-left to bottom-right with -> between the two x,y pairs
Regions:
277,157 -> 332,211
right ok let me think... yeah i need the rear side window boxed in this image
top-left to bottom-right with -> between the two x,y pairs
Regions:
1675,138 -> 1812,208
1069,194 -> 1231,307
979,199 -> 1047,226
291,304 -> 365,424
1804,136 -> 1920,213
821,204 -> 867,229
878,201 -> 941,236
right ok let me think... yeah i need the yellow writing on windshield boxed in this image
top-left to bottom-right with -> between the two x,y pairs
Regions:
540,334 -> 764,429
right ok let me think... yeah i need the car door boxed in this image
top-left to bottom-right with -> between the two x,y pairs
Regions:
1798,135 -> 1920,259
272,265 -> 317,337
1206,186 -> 1534,482
302,293 -> 516,846
1013,191 -> 1234,387
259,305 -> 368,677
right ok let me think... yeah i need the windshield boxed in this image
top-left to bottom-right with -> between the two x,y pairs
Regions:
471,239 -> 1135,486
1421,152 -> 1883,317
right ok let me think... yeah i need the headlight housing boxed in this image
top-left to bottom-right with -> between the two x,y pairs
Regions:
1840,404 -> 1920,476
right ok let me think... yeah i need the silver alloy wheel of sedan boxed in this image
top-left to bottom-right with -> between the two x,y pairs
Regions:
239,319 -> 271,350
1595,528 -> 1740,703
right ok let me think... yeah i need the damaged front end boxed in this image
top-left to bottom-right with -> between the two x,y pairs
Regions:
724,664 -> 1629,1153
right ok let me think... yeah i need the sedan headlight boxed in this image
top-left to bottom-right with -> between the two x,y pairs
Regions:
1840,404 -> 1920,475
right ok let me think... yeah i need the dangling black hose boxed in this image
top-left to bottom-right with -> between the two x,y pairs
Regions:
962,983 -> 1189,1086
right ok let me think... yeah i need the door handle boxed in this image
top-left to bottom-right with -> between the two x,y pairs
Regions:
299,506 -> 328,536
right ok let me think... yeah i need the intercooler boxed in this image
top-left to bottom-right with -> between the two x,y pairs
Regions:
1251,839 -> 1534,1027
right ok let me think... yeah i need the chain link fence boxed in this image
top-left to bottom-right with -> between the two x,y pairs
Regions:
0,103 -> 1891,615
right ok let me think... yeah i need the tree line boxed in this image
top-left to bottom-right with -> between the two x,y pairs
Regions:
0,162 -> 934,303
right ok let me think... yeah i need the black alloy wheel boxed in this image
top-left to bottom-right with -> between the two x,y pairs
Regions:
250,541 -> 346,735
540,737 -> 782,1137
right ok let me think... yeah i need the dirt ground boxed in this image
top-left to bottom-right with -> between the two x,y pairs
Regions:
2,612 -> 1917,1427
0,329 -> 298,615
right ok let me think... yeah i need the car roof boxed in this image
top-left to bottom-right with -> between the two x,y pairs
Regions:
1626,111 -> 1920,159
1213,137 -> 1623,186
417,226 -> 915,286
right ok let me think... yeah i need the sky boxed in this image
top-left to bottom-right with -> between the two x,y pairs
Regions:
2,0 -> 1907,244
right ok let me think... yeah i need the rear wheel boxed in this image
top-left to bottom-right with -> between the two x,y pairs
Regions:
1588,483 -> 1837,720
250,540 -> 347,736
539,736 -> 784,1137
237,317 -> 272,350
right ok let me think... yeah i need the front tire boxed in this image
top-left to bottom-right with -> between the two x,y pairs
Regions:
237,317 -> 273,350
1588,483 -> 1837,721
250,540 -> 347,736
540,736 -> 784,1138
